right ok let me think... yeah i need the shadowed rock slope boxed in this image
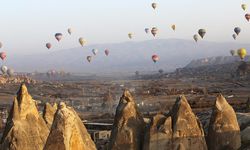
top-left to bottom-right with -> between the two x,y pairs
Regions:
43,102 -> 57,129
144,95 -> 207,150
0,83 -> 49,150
108,90 -> 145,150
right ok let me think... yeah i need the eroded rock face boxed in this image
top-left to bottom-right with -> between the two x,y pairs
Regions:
144,95 -> 207,150
207,94 -> 241,150
0,83 -> 49,150
44,102 -> 96,150
108,90 -> 145,150
43,102 -> 57,129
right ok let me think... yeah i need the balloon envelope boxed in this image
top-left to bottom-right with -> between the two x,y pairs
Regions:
128,33 -> 133,39
7,68 -> 14,77
232,34 -> 237,40
238,48 -> 247,60
151,27 -> 158,37
193,34 -> 199,42
0,52 -> 6,60
79,38 -> 87,46
0,42 -> 2,49
245,14 -> 250,21
230,50 -> 237,56
105,49 -> 109,56
145,28 -> 150,34
234,27 -> 241,35
46,43 -> 52,49
198,29 -> 206,38
87,56 -> 92,63
152,54 -> 159,63
171,25 -> 176,31
242,4 -> 247,11
92,49 -> 98,55
55,33 -> 63,41
152,3 -> 157,9
68,28 -> 72,35
1,65 -> 7,74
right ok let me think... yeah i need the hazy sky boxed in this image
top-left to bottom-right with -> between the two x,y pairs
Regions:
0,0 -> 250,55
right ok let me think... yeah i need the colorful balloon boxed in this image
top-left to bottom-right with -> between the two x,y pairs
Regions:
245,14 -> 250,22
238,48 -> 247,60
234,27 -> 241,35
242,4 -> 247,11
55,33 -> 63,41
0,52 -> 6,60
46,43 -> 52,49
232,34 -> 237,40
151,27 -> 158,37
152,3 -> 157,10
1,65 -> 7,74
152,54 -> 159,63
92,49 -> 98,55
198,29 -> 206,38
87,56 -> 92,63
193,34 -> 199,42
79,38 -> 87,46
105,49 -> 109,56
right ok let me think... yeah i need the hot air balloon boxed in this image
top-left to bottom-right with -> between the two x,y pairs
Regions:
105,49 -> 109,56
230,50 -> 237,56
46,43 -> 52,49
0,42 -> 2,49
151,27 -> 158,37
128,33 -> 133,39
232,34 -> 237,40
1,65 -> 7,74
0,52 -> 6,60
193,34 -> 199,42
92,49 -> 98,55
152,55 -> 159,63
171,24 -> 176,31
198,29 -> 206,38
234,27 -> 241,35
245,14 -> 250,22
7,68 -> 14,77
68,28 -> 72,35
152,3 -> 157,10
79,38 -> 87,46
87,56 -> 92,63
145,28 -> 150,34
242,4 -> 247,11
55,33 -> 63,41
238,48 -> 247,60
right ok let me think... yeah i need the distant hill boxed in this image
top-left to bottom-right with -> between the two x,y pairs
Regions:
4,39 -> 250,74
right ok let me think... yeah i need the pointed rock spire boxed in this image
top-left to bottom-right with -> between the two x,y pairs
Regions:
109,90 -> 145,150
0,83 -> 49,150
144,95 -> 207,150
207,94 -> 241,150
44,102 -> 96,150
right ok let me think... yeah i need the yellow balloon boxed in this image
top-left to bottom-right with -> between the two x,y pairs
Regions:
242,4 -> 247,11
79,38 -> 87,46
238,48 -> 247,60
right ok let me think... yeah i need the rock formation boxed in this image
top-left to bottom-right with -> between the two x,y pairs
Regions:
0,83 -> 49,150
108,90 -> 145,150
207,94 -> 241,150
43,102 -> 57,129
44,102 -> 96,150
144,95 -> 207,150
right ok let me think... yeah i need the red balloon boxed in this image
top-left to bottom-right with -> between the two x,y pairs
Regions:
46,43 -> 52,49
0,52 -> 6,61
152,54 -> 159,63
245,14 -> 250,22
105,49 -> 109,56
